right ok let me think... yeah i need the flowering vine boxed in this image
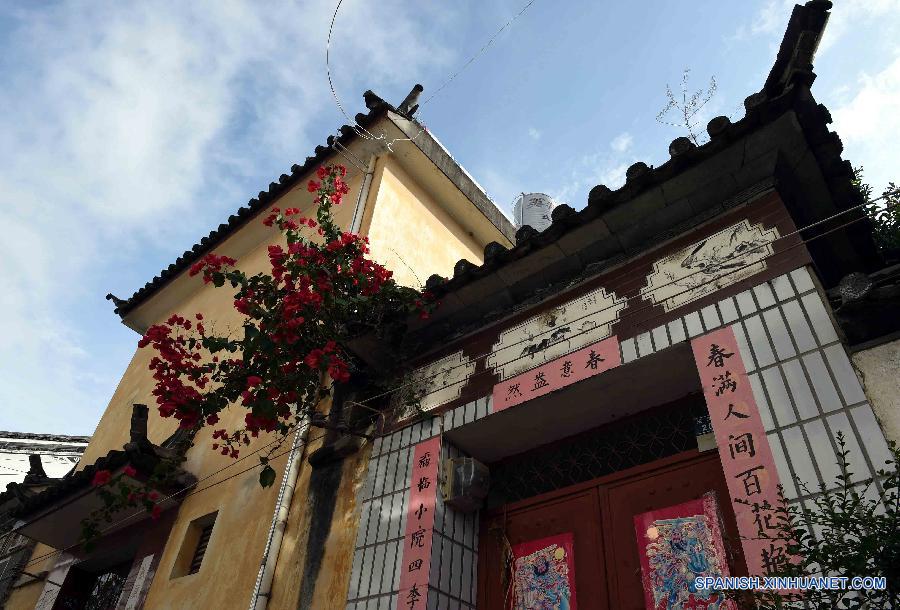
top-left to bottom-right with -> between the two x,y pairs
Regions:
81,164 -> 437,544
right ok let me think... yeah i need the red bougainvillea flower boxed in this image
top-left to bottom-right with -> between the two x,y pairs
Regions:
83,162 -> 446,549
92,470 -> 112,487
135,163 -> 436,467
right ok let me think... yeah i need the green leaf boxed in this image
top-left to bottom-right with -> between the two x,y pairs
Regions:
259,464 -> 277,488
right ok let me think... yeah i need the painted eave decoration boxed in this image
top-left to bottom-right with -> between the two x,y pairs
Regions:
641,220 -> 780,313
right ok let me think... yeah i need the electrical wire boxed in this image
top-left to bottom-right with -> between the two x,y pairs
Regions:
354,189 -> 900,408
15,191 -> 896,573
19,427 -> 335,572
419,0 -> 540,108
325,0 -> 541,151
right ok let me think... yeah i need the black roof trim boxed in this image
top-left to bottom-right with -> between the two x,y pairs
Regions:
0,431 -> 90,444
418,1 -> 840,303
4,405 -> 195,518
110,91 -> 409,317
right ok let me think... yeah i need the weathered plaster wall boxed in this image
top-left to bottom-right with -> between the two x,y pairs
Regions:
852,338 -> 900,444
78,177 -> 361,468
265,433 -> 372,610
3,542 -> 55,610
10,139 -> 502,608
13,148 -> 501,609
265,158 -> 497,609
140,446 -> 288,609
27,173 -> 363,610
363,158 -> 484,289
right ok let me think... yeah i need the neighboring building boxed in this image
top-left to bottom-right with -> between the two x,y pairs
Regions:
0,433 -> 88,492
0,433 -> 88,606
4,2 -> 899,609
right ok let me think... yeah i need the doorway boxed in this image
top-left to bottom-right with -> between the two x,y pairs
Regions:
477,450 -> 747,609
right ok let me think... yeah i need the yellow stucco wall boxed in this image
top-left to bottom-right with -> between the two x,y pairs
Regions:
10,146 -> 501,610
264,422 -> 372,610
3,542 -> 57,609
363,157 -> 484,288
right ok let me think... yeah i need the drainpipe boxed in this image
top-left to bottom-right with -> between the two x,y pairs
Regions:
350,153 -> 378,234
247,153 -> 377,610
248,418 -> 309,610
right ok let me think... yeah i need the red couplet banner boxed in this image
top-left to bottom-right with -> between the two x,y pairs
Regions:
493,336 -> 621,412
396,435 -> 441,610
690,327 -> 789,578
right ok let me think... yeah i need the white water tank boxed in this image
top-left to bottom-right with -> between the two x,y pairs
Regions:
513,192 -> 558,232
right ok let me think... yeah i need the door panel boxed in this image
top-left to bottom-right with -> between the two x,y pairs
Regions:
478,489 -> 608,609
478,451 -> 746,610
601,452 -> 746,609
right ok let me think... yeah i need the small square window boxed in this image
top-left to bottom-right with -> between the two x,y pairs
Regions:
170,511 -> 217,578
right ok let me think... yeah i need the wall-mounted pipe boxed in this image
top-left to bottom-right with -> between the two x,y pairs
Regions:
349,153 -> 377,235
248,419 -> 309,610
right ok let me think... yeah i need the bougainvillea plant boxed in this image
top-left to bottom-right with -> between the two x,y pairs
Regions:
81,164 -> 437,544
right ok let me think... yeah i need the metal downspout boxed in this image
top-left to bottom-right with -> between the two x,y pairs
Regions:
248,419 -> 309,610
350,154 -> 377,234
248,154 -> 376,610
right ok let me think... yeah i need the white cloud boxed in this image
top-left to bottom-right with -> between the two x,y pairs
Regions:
832,54 -> 900,193
729,0 -> 792,42
527,127 -> 542,141
731,0 -> 899,55
551,133 -> 641,206
817,0 -> 900,55
0,0 -> 456,433
610,132 -> 633,153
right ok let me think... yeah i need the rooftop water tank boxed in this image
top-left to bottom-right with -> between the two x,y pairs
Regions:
512,192 -> 558,232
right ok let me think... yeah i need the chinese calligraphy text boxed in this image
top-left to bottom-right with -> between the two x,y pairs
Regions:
691,327 -> 789,577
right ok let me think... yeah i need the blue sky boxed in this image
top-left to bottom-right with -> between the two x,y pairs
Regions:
1,0 -> 898,435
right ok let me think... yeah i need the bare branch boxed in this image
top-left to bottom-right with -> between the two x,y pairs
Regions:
655,68 -> 718,146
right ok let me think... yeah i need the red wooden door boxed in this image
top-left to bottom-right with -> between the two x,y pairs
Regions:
478,450 -> 746,609
600,451 -> 747,609
478,489 -> 608,609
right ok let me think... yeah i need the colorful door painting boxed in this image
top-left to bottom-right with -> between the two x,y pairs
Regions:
634,494 -> 736,610
479,451 -> 747,610
511,533 -> 578,609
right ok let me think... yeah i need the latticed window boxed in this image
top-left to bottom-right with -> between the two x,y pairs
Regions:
0,525 -> 35,605
486,395 -> 710,508
170,511 -> 218,579
189,522 -> 214,574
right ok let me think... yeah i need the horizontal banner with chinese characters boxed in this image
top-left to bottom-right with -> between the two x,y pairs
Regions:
492,336 -> 621,412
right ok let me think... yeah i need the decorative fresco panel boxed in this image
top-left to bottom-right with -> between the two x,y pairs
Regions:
690,327 -> 789,577
492,336 -> 620,412
634,494 -> 735,610
487,287 -> 627,381
393,350 -> 476,420
511,533 -> 577,610
641,220 -> 779,313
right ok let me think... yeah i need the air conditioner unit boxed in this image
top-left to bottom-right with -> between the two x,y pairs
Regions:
440,457 -> 490,513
